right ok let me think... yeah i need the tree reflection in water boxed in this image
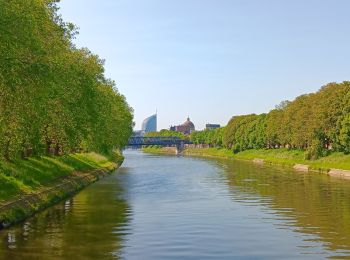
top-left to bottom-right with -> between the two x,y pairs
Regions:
217,158 -> 350,254
0,174 -> 131,260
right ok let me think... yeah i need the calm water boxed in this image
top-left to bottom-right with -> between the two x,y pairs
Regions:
1,150 -> 350,259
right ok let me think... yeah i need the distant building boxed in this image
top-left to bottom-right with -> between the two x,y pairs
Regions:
170,117 -> 195,135
142,114 -> 157,133
206,124 -> 221,130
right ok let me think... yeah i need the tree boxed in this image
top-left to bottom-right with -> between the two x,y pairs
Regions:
0,0 -> 133,160
339,114 -> 350,153
146,130 -> 186,140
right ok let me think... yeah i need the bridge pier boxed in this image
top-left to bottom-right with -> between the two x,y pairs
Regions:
175,141 -> 185,155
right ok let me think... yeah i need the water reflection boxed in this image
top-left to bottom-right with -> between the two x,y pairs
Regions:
1,151 -> 350,259
0,174 -> 131,259
216,158 -> 350,256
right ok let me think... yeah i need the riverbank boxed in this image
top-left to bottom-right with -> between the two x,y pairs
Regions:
143,146 -> 350,174
142,146 -> 178,155
0,152 -> 123,229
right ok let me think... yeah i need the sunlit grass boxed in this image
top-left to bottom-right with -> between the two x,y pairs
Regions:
184,148 -> 350,171
0,153 -> 117,203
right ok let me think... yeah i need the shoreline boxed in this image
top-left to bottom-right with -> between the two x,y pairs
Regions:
142,147 -> 350,179
0,154 -> 123,230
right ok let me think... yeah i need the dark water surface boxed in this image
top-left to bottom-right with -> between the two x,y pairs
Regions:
1,150 -> 350,259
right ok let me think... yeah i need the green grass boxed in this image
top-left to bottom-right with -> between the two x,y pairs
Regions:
0,152 -> 118,203
183,148 -> 350,172
142,146 -> 176,154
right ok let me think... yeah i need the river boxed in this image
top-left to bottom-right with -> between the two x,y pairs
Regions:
1,150 -> 350,259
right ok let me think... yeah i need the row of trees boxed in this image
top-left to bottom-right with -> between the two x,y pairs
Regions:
146,130 -> 187,140
190,82 -> 350,159
190,128 -> 225,147
0,0 -> 133,160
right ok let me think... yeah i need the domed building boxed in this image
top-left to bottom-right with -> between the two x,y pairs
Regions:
170,117 -> 195,135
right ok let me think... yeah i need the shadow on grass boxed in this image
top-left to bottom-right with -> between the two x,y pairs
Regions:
0,153 -> 113,201
0,175 -> 23,202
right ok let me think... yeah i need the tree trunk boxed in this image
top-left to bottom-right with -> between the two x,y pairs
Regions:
21,150 -> 26,160
4,140 -> 10,161
54,143 -> 60,156
46,140 -> 52,155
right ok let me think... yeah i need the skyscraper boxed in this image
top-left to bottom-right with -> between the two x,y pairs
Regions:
142,114 -> 157,133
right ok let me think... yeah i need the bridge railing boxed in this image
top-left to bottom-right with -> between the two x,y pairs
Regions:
127,136 -> 191,146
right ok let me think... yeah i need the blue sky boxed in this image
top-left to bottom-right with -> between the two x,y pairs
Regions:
59,0 -> 350,130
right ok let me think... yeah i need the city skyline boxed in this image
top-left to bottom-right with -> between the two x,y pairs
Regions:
137,114 -> 213,132
59,0 -> 350,130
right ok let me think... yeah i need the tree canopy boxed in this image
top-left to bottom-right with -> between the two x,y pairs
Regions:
192,82 -> 350,159
0,0 -> 133,160
146,130 -> 187,140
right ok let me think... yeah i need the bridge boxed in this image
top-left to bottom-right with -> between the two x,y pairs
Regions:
127,136 -> 192,154
127,136 -> 191,146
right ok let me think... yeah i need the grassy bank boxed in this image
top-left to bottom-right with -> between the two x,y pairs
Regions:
183,148 -> 350,171
0,152 -> 121,203
142,146 -> 350,172
142,146 -> 177,155
0,152 -> 123,228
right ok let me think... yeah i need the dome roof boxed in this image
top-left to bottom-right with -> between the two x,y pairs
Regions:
182,117 -> 195,129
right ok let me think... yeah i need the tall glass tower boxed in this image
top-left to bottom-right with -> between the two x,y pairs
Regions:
142,114 -> 157,133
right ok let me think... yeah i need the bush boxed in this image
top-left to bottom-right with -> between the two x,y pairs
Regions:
305,139 -> 328,160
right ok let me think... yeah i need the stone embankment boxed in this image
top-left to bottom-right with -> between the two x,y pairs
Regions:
328,169 -> 350,179
253,158 -> 264,164
293,164 -> 310,172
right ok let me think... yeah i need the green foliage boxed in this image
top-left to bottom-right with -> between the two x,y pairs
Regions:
0,0 -> 133,160
190,127 -> 225,147
146,130 -> 187,140
305,139 -> 327,160
339,114 -> 350,153
223,114 -> 266,152
220,81 -> 350,159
